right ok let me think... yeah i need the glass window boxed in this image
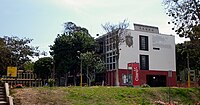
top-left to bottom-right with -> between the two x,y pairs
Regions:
110,38 -> 113,43
106,64 -> 109,70
107,53 -> 109,57
109,64 -> 112,70
113,63 -> 115,69
113,51 -> 115,55
110,44 -> 112,50
140,55 -> 149,70
110,57 -> 112,63
113,56 -> 115,62
107,58 -> 109,63
139,35 -> 148,51
113,43 -> 116,49
106,46 -> 109,51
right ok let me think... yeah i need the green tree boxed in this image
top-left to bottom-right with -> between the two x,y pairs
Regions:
102,20 -> 129,86
81,51 -> 105,86
34,57 -> 53,83
163,0 -> 200,47
50,22 -> 96,86
0,36 -> 38,75
24,61 -> 34,71
164,0 -> 200,83
0,37 -> 10,75
176,41 -> 200,82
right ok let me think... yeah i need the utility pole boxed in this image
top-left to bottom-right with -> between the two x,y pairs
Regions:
168,70 -> 172,104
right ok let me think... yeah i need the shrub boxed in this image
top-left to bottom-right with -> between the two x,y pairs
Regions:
48,79 -> 55,87
0,78 -> 5,86
141,83 -> 150,88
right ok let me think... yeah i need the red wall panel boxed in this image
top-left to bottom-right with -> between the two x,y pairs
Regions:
106,69 -> 177,86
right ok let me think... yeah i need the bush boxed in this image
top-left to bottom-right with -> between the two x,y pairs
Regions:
141,83 -> 150,88
48,79 -> 55,87
0,78 -> 5,86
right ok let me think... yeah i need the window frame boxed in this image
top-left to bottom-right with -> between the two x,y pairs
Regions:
139,35 -> 149,51
140,54 -> 149,70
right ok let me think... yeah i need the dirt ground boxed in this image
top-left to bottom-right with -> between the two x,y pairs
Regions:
11,88 -> 70,105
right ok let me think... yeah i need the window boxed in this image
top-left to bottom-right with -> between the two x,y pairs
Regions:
113,63 -> 115,69
153,47 -> 160,50
109,64 -> 112,70
110,57 -> 112,63
107,58 -> 109,63
113,43 -> 116,49
113,51 -> 115,55
106,46 -> 109,51
110,44 -> 112,50
139,35 -> 148,51
107,53 -> 109,57
140,55 -> 149,70
110,38 -> 113,43
106,64 -> 109,70
113,56 -> 115,62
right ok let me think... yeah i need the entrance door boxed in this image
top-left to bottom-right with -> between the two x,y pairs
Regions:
146,75 -> 166,87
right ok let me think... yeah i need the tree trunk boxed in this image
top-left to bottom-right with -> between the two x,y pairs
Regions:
94,69 -> 96,82
87,66 -> 89,86
73,69 -> 76,86
65,73 -> 68,87
89,79 -> 91,86
58,75 -> 61,86
115,33 -> 120,86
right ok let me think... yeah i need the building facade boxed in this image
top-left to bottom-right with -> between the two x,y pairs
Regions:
96,24 -> 176,87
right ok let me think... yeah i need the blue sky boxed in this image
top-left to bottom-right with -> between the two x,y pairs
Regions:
0,0 -> 186,56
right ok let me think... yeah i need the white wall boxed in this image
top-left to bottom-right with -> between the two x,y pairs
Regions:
119,30 -> 176,71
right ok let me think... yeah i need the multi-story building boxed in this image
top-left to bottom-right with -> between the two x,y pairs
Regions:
96,23 -> 176,87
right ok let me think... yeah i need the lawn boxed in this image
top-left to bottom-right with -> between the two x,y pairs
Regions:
11,86 -> 200,105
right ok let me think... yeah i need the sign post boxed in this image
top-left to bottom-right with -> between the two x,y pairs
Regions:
168,70 -> 172,104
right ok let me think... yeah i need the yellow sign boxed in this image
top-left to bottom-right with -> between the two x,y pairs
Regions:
7,67 -> 17,77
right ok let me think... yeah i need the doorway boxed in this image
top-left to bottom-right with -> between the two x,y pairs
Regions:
146,75 -> 166,87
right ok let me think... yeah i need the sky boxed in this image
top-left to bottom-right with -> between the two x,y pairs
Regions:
0,0 -> 187,56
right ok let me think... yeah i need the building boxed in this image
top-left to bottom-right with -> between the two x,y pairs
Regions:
96,23 -> 176,87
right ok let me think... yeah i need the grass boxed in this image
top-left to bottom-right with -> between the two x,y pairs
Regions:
11,86 -> 200,105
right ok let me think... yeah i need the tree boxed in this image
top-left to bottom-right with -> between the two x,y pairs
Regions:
81,51 -> 105,86
24,61 -> 34,71
102,20 -> 129,86
163,0 -> 200,47
33,57 -> 53,83
50,22 -> 96,86
0,37 -> 10,75
164,1 -> 200,84
0,36 -> 38,75
177,41 -> 200,71
176,41 -> 200,83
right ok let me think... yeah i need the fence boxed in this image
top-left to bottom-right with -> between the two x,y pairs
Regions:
2,70 -> 42,87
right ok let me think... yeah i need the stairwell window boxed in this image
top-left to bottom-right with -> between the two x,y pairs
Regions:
139,35 -> 149,51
